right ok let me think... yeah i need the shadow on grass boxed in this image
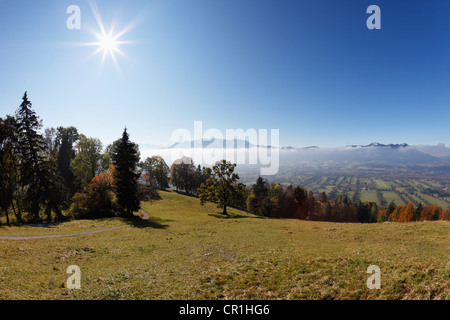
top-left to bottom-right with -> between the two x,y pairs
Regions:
172,190 -> 199,199
124,217 -> 169,229
24,223 -> 63,229
0,222 -> 63,228
208,212 -> 254,219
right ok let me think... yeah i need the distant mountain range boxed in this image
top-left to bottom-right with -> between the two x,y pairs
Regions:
139,140 -> 450,165
345,142 -> 410,149
277,142 -> 450,164
164,138 -> 259,149
413,143 -> 450,158
282,146 -> 319,150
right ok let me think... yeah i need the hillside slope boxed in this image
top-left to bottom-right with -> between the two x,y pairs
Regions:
0,191 -> 448,300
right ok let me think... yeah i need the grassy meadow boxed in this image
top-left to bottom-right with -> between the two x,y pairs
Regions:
0,191 -> 448,300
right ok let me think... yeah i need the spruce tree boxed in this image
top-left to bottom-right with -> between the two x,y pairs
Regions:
112,128 -> 141,217
16,92 -> 67,222
56,127 -> 79,195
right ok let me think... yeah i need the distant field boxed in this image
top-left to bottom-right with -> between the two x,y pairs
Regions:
417,193 -> 450,209
380,191 -> 405,206
0,191 -> 448,300
294,175 -> 450,208
359,191 -> 378,203
373,179 -> 390,189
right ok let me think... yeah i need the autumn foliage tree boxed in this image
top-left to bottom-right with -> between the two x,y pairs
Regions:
71,134 -> 106,191
70,167 -> 115,219
398,203 -> 414,222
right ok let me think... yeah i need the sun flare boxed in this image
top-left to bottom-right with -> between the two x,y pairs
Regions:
88,27 -> 126,67
99,33 -> 118,54
77,0 -> 138,69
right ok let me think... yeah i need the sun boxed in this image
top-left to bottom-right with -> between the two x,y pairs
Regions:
87,26 -> 128,68
93,28 -> 124,61
77,0 -> 138,69
99,33 -> 118,54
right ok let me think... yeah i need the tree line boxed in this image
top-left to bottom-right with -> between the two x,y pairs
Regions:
170,160 -> 450,223
1,93 -> 449,225
245,177 -> 449,222
0,93 -> 142,223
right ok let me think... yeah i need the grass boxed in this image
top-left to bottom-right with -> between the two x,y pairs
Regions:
0,190 -> 448,300
417,193 -> 450,209
373,179 -> 390,189
0,219 -> 128,236
358,191 -> 378,203
381,191 -> 405,206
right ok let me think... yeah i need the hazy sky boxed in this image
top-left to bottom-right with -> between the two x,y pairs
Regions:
0,0 -> 449,148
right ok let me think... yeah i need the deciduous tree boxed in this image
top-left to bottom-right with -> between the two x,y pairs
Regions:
71,134 -> 105,190
198,160 -> 246,215
141,155 -> 170,190
170,156 -> 196,194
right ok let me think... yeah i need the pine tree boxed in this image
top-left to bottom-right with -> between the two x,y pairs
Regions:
16,93 -> 47,222
112,128 -> 141,217
293,186 -> 308,220
318,191 -> 328,203
248,177 -> 270,216
56,127 -> 79,195
16,93 -> 67,223
414,202 -> 423,221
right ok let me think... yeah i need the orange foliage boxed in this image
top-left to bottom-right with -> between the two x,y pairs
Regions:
90,165 -> 115,190
419,204 -> 442,221
377,208 -> 389,222
398,203 -> 414,222
443,209 -> 450,221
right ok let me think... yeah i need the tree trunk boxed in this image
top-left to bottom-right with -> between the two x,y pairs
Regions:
11,199 -> 22,224
4,209 -> 10,225
54,208 -> 65,222
126,208 -> 133,218
222,205 -> 228,216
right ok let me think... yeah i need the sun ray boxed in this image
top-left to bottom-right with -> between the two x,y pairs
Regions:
74,0 -> 139,70
88,0 -> 107,38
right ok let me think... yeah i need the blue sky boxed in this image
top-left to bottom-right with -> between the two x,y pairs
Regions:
0,0 -> 449,148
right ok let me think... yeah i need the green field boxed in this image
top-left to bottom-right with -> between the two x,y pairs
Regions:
0,191 -> 448,300
417,193 -> 450,209
294,175 -> 450,208
359,191 -> 378,203
373,179 -> 390,189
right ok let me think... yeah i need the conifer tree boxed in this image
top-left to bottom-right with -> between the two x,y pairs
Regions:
56,127 -> 79,195
112,128 -> 141,217
16,92 -> 67,222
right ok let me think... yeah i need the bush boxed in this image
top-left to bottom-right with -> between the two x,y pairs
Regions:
69,171 -> 116,219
